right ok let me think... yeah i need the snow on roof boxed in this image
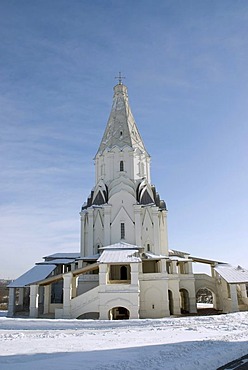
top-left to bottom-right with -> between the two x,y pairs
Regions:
38,259 -> 76,265
169,249 -> 190,257
214,264 -> 248,284
169,256 -> 191,262
98,249 -> 141,263
99,241 -> 142,250
8,264 -> 56,288
143,252 -> 167,260
43,253 -> 80,259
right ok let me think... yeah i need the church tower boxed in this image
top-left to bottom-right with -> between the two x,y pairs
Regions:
80,79 -> 168,257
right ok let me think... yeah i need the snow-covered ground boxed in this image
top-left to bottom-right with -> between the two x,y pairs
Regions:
0,310 -> 247,370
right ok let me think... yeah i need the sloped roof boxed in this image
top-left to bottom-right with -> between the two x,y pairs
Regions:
8,264 -> 56,288
96,83 -> 148,156
38,259 -> 76,265
98,249 -> 141,263
214,264 -> 248,284
43,253 -> 80,260
100,241 -> 142,250
143,252 -> 167,260
169,249 -> 190,257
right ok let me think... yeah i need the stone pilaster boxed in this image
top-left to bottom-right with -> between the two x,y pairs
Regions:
87,208 -> 94,256
134,205 -> 141,246
80,211 -> 85,257
104,205 -> 111,246
152,208 -> 160,255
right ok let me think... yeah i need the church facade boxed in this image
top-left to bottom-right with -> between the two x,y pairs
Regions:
8,80 -> 248,319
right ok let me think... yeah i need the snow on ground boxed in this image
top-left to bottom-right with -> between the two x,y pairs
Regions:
0,311 -> 247,370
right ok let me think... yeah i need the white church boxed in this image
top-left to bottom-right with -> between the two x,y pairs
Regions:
8,78 -> 248,320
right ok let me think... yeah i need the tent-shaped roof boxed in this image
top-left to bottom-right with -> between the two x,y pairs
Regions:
96,83 -> 148,156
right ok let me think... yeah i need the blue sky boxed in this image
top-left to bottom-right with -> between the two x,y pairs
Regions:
1,0 -> 248,279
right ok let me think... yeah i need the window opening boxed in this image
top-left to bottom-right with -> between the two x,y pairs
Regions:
121,223 -> 125,239
120,266 -> 128,280
120,160 -> 124,171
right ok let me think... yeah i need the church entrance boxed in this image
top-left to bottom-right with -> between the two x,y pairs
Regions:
109,307 -> 130,320
179,289 -> 190,313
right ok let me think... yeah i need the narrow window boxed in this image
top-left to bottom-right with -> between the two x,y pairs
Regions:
121,223 -> 125,239
147,243 -> 150,252
120,160 -> 124,171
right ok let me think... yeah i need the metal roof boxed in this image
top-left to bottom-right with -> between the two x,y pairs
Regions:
214,264 -> 248,284
100,241 -> 142,250
38,259 -> 76,265
169,249 -> 190,257
143,252 -> 167,260
43,253 -> 80,260
8,264 -> 56,288
169,256 -> 191,262
98,249 -> 141,263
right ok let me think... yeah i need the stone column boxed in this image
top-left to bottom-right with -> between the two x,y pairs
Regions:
230,284 -> 239,312
18,288 -> 24,307
99,264 -> 108,285
7,288 -> 16,317
29,285 -> 39,318
187,261 -> 193,274
171,261 -> 178,274
71,276 -> 78,298
63,272 -> 73,318
160,259 -> 167,274
43,285 -> 51,315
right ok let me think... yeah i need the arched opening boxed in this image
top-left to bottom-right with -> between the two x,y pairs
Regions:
168,290 -> 174,315
120,266 -> 127,280
77,312 -> 99,320
196,288 -> 215,313
109,307 -> 130,320
179,288 -> 190,314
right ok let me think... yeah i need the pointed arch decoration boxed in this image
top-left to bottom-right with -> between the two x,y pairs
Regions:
92,180 -> 108,205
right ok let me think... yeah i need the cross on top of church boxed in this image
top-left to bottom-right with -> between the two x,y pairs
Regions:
115,72 -> 126,85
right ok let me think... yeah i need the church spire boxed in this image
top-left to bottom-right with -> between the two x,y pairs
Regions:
96,81 -> 148,156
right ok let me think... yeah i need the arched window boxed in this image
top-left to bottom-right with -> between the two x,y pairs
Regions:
120,160 -> 124,171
